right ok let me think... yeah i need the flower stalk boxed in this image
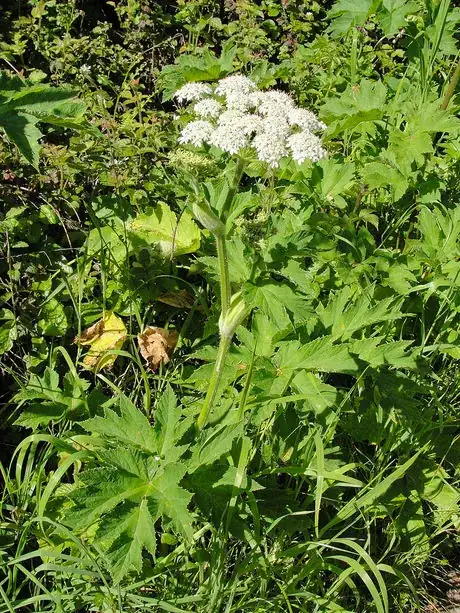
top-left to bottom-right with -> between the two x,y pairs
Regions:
197,293 -> 247,430
196,160 -> 245,429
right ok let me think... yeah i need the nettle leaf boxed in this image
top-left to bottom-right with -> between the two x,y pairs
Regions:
129,202 -> 200,257
327,0 -> 380,37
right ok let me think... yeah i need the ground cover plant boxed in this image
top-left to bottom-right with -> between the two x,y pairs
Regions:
0,0 -> 459,611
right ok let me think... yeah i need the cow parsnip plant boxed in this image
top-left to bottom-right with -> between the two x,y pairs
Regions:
1,0 -> 460,612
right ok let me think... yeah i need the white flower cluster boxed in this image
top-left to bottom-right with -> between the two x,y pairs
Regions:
174,75 -> 326,167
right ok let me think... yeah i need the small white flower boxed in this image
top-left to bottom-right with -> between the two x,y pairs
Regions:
253,131 -> 288,167
287,108 -> 326,132
175,76 -> 327,168
194,98 -> 222,119
178,120 -> 214,147
174,82 -> 212,103
258,90 -> 295,118
209,111 -> 262,154
215,74 -> 257,110
287,131 -> 327,164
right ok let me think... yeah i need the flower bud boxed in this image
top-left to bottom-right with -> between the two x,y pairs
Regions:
219,292 -> 247,338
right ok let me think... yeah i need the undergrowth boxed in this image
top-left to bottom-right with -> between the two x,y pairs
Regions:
0,1 -> 459,612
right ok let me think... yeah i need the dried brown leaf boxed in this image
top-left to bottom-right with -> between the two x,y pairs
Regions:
137,327 -> 178,371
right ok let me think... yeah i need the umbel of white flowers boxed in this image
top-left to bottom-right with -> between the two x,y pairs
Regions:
174,75 -> 327,168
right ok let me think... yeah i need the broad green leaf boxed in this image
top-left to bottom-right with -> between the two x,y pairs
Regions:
14,368 -> 90,429
0,73 -> 87,167
65,450 -> 193,582
361,161 -> 409,200
189,422 -> 244,471
316,159 -> 356,203
129,202 -> 200,257
0,318 -> 17,355
386,128 -> 433,177
276,336 -> 359,374
244,280 -> 307,329
377,0 -> 419,37
327,0 -> 379,37
321,80 -> 387,138
154,385 -> 188,462
1,112 -> 42,168
81,395 -> 158,454
318,290 -> 406,341
102,498 -> 158,583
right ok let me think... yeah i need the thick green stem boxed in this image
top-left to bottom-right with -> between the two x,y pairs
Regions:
196,158 -> 245,430
441,58 -> 460,110
196,333 -> 231,430
217,235 -> 231,318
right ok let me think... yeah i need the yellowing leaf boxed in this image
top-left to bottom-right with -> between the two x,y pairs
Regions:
129,202 -> 200,257
137,327 -> 178,371
75,312 -> 127,370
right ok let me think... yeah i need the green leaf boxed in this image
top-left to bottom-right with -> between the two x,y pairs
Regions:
85,225 -> 128,266
377,0 -> 419,37
129,202 -> 200,257
276,336 -> 359,374
327,0 -> 380,37
244,280 -> 307,329
318,289 -> 406,341
37,298 -> 68,337
321,80 -> 387,138
14,368 -> 89,429
1,112 -> 42,167
81,395 -> 158,454
386,128 -> 433,177
0,318 -> 17,355
0,73 -> 87,167
361,161 -> 409,200
65,451 -> 193,583
102,499 -> 158,583
189,422 -> 243,471
154,385 -> 187,461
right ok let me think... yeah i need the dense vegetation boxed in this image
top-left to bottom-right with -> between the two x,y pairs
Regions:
0,1 -> 459,611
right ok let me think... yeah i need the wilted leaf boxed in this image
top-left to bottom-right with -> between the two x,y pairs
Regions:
157,290 -> 195,309
75,312 -> 127,370
137,327 -> 178,371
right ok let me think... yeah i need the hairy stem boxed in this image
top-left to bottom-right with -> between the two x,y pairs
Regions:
197,158 -> 245,429
217,235 -> 231,318
196,333 -> 231,430
441,58 -> 460,110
